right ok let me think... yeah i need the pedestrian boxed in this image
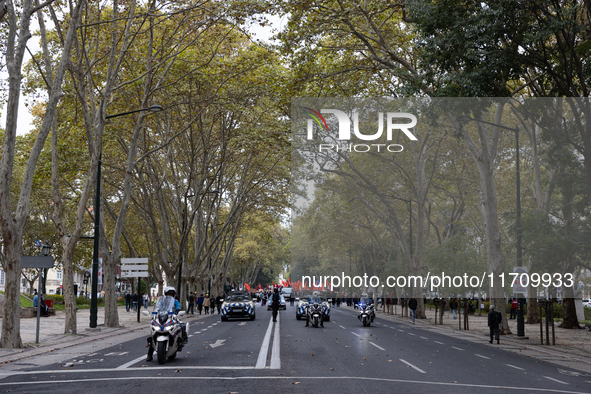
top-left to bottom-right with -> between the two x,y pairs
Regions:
203,293 -> 211,314
188,292 -> 195,314
450,298 -> 458,319
488,305 -> 502,344
271,288 -> 281,322
33,292 -> 50,316
409,297 -> 418,325
215,294 -> 223,314
143,293 -> 149,309
510,298 -> 517,319
132,293 -> 138,311
125,292 -> 132,312
197,293 -> 204,314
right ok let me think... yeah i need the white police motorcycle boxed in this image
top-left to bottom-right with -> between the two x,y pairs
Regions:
357,298 -> 375,327
305,297 -> 325,328
143,296 -> 188,364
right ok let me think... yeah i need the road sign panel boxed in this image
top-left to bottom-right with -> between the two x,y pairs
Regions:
120,271 -> 149,278
121,258 -> 148,265
121,264 -> 148,271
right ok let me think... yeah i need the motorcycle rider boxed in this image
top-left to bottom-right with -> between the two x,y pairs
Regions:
305,296 -> 324,328
146,286 -> 187,361
271,287 -> 281,322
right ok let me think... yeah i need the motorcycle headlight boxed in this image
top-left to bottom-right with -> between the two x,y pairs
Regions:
165,325 -> 174,331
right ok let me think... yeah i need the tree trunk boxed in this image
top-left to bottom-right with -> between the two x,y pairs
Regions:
0,232 -> 24,348
559,283 -> 580,329
61,246 -> 77,334
102,252 -> 120,327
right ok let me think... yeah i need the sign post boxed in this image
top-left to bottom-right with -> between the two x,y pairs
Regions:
121,258 -> 149,322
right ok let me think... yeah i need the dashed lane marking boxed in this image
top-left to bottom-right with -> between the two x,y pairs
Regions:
451,347 -> 464,351
420,336 -> 428,340
475,354 -> 490,359
506,364 -> 525,371
399,359 -> 426,374
339,325 -> 346,329
544,377 -> 568,385
369,342 -> 386,351
351,332 -> 361,337
434,341 -> 445,345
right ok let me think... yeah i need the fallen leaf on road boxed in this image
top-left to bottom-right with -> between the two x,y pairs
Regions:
312,353 -> 316,356
331,368 -> 335,371
291,382 -> 300,385
363,357 -> 366,360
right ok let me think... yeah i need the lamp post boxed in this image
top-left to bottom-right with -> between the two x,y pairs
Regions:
83,270 -> 91,298
462,115 -> 524,337
89,105 -> 163,329
41,243 -> 51,295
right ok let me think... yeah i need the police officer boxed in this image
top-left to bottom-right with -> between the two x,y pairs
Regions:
271,288 -> 281,322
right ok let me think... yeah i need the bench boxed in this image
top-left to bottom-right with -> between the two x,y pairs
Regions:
21,306 -> 56,318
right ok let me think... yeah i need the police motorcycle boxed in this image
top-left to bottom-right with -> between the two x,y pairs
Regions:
305,297 -> 325,328
357,297 -> 375,327
143,294 -> 188,364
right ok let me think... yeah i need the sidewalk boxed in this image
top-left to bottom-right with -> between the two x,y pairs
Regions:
0,305 -> 205,364
370,304 -> 591,372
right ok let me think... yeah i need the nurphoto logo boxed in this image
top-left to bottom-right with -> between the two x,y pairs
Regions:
303,107 -> 418,152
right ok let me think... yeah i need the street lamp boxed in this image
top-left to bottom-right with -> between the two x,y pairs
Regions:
90,105 -> 164,329
462,115 -> 525,337
40,243 -> 51,296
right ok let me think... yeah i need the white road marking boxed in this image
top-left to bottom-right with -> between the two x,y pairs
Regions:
398,330 -> 404,332
399,359 -> 426,374
116,355 -> 146,369
351,332 -> 361,337
256,316 -> 274,369
451,346 -> 464,351
270,314 -> 281,370
209,339 -> 226,348
339,325 -> 346,329
2,375 -> 587,392
506,364 -> 525,371
369,342 -> 386,351
434,341 -> 445,345
420,336 -> 428,340
408,333 -> 415,336
544,377 -> 568,385
475,354 -> 490,359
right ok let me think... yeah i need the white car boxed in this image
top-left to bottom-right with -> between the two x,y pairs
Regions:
267,294 -> 286,310
582,299 -> 591,308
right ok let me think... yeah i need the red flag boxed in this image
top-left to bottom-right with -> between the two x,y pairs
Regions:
245,283 -> 251,292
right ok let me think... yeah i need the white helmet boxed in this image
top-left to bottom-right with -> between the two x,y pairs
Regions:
164,286 -> 176,296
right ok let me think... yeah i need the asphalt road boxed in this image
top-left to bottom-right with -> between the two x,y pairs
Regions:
1,304 -> 590,393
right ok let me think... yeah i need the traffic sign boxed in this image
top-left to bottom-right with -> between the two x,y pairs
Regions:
121,264 -> 148,271
121,258 -> 148,265
120,271 -> 149,278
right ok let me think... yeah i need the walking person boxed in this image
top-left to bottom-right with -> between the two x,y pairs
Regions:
488,305 -> 502,344
197,293 -> 204,315
203,294 -> 211,314
450,298 -> 458,319
271,288 -> 281,322
188,292 -> 195,314
143,293 -> 149,309
125,292 -> 132,312
132,293 -> 138,311
510,298 -> 517,319
215,294 -> 223,314
408,297 -> 418,325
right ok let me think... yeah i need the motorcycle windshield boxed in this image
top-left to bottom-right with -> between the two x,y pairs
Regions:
153,296 -> 176,313
359,298 -> 371,308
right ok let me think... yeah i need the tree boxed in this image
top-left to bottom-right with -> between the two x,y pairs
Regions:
0,0 -> 85,348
